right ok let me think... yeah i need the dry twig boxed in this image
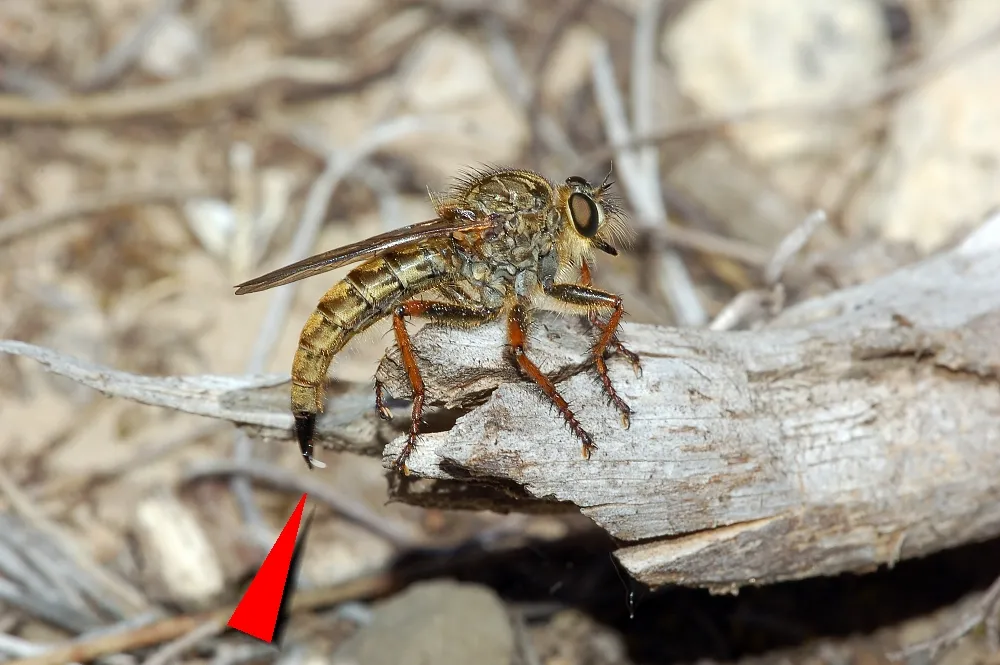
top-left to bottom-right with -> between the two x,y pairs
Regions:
78,0 -> 187,91
1,572 -> 392,665
0,58 -> 365,123
138,618 -> 226,665
0,468 -> 149,618
888,573 -> 1000,661
0,186 -> 215,245
183,458 -> 419,548
590,32 -> 706,326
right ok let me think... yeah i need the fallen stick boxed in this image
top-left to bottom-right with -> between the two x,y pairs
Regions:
4,216 -> 1000,593
372,212 -> 1000,592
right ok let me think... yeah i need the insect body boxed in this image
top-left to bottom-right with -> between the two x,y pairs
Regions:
235,167 -> 641,472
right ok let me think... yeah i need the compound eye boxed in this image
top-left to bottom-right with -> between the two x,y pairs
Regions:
568,192 -> 601,238
565,175 -> 590,188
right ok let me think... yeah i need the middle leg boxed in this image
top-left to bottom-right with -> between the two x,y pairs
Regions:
545,281 -> 637,428
507,302 -> 598,459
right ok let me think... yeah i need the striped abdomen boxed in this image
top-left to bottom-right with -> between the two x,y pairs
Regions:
290,238 -> 455,422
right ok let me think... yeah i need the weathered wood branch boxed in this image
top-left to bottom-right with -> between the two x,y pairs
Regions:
371,214 -> 1000,591
0,341 -> 407,458
4,215 -> 999,593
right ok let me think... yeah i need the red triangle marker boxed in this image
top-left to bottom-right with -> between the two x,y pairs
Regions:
228,493 -> 308,642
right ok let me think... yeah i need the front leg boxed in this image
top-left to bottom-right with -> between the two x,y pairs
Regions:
579,261 -> 642,374
545,279 -> 639,428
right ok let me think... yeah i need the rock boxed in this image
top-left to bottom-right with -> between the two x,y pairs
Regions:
299,519 -> 395,587
663,0 -> 891,207
140,14 -> 202,80
846,0 -> 1000,252
132,491 -> 225,610
333,580 -> 515,665
281,0 -> 383,40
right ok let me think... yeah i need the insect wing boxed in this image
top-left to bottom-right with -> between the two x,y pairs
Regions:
234,216 -> 491,295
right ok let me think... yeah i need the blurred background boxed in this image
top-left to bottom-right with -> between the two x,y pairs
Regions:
2,0 -> 1000,663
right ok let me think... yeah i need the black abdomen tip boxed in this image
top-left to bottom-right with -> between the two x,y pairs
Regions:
294,413 -> 316,470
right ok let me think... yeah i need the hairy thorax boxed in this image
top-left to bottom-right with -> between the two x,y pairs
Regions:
441,169 -> 567,309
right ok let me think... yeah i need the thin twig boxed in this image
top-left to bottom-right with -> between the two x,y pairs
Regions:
183,458 -> 420,549
0,340 -> 389,458
0,186 -> 215,245
0,633 -> 48,659
350,162 -> 404,234
229,142 -> 259,284
578,17 -> 1000,169
630,0 -> 659,182
764,209 -> 828,286
4,573 -> 395,665
138,618 -> 225,665
0,57 -> 361,123
0,577 -> 94,634
0,340 -> 291,425
0,62 -> 66,100
0,467 -> 149,617
79,0 -> 187,91
708,209 -> 828,331
658,222 -> 771,267
481,12 -> 580,168
0,523 -> 97,622
34,421 -> 229,502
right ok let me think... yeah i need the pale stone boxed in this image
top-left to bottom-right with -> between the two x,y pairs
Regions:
300,520 -> 394,586
28,161 -> 78,209
140,14 -> 202,79
133,491 -> 225,609
847,0 -> 1000,251
664,0 -> 891,201
333,581 -> 514,665
281,0 -> 382,40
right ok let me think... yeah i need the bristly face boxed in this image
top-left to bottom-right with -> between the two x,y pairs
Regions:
554,169 -> 631,269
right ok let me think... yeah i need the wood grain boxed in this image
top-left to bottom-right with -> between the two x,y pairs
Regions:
372,214 -> 1000,591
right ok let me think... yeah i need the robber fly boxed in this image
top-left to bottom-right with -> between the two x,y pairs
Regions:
234,167 -> 641,473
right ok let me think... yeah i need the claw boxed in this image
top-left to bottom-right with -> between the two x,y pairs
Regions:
374,380 -> 395,420
393,433 -> 418,475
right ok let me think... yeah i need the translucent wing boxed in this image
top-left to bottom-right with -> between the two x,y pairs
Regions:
234,216 -> 491,295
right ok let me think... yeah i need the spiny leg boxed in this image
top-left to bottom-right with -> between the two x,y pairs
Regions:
579,260 -> 641,374
507,302 -> 597,459
374,285 -> 474,422
545,282 -> 636,428
385,300 -> 499,474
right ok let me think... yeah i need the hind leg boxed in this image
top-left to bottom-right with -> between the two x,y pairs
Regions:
379,300 -> 499,474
